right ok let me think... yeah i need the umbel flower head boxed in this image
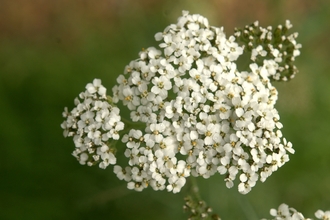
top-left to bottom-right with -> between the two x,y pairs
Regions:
111,11 -> 300,194
61,79 -> 124,169
62,11 -> 301,195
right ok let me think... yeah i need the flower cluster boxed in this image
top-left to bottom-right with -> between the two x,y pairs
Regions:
183,196 -> 220,220
263,203 -> 330,220
234,20 -> 301,81
61,79 -> 124,169
111,11 -> 299,194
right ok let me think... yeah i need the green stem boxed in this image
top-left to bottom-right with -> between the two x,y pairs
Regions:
184,177 -> 221,220
121,117 -> 146,131
189,176 -> 202,201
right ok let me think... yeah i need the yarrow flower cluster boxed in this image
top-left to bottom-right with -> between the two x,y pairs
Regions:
60,10 -> 329,220
234,20 -> 301,82
110,11 -> 300,194
61,79 -> 124,169
262,203 -> 330,220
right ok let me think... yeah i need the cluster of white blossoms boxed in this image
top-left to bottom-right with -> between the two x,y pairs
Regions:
60,10 -> 329,220
234,19 -> 301,81
111,11 -> 300,194
61,79 -> 124,169
262,203 -> 330,220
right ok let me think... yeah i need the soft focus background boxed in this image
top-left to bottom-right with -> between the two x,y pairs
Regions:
1,0 -> 330,219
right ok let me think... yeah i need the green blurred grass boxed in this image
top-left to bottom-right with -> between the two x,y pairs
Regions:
1,0 -> 330,219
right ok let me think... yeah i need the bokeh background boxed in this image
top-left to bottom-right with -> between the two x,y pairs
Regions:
1,0 -> 330,219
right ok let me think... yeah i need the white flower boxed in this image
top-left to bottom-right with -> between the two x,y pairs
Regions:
315,210 -> 330,220
151,75 -> 172,98
99,151 -> 116,169
78,111 -> 95,129
150,178 -> 166,191
86,78 -> 107,98
114,165 -> 132,182
238,182 -> 251,194
266,152 -> 282,171
166,176 -> 186,193
149,123 -> 166,143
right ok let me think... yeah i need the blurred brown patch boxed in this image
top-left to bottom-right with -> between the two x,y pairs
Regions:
0,0 -> 163,44
0,0 -> 322,42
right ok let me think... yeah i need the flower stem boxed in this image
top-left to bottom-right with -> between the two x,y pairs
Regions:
189,176 -> 202,201
184,177 -> 221,220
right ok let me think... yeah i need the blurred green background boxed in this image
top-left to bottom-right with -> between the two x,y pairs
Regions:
1,0 -> 330,219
